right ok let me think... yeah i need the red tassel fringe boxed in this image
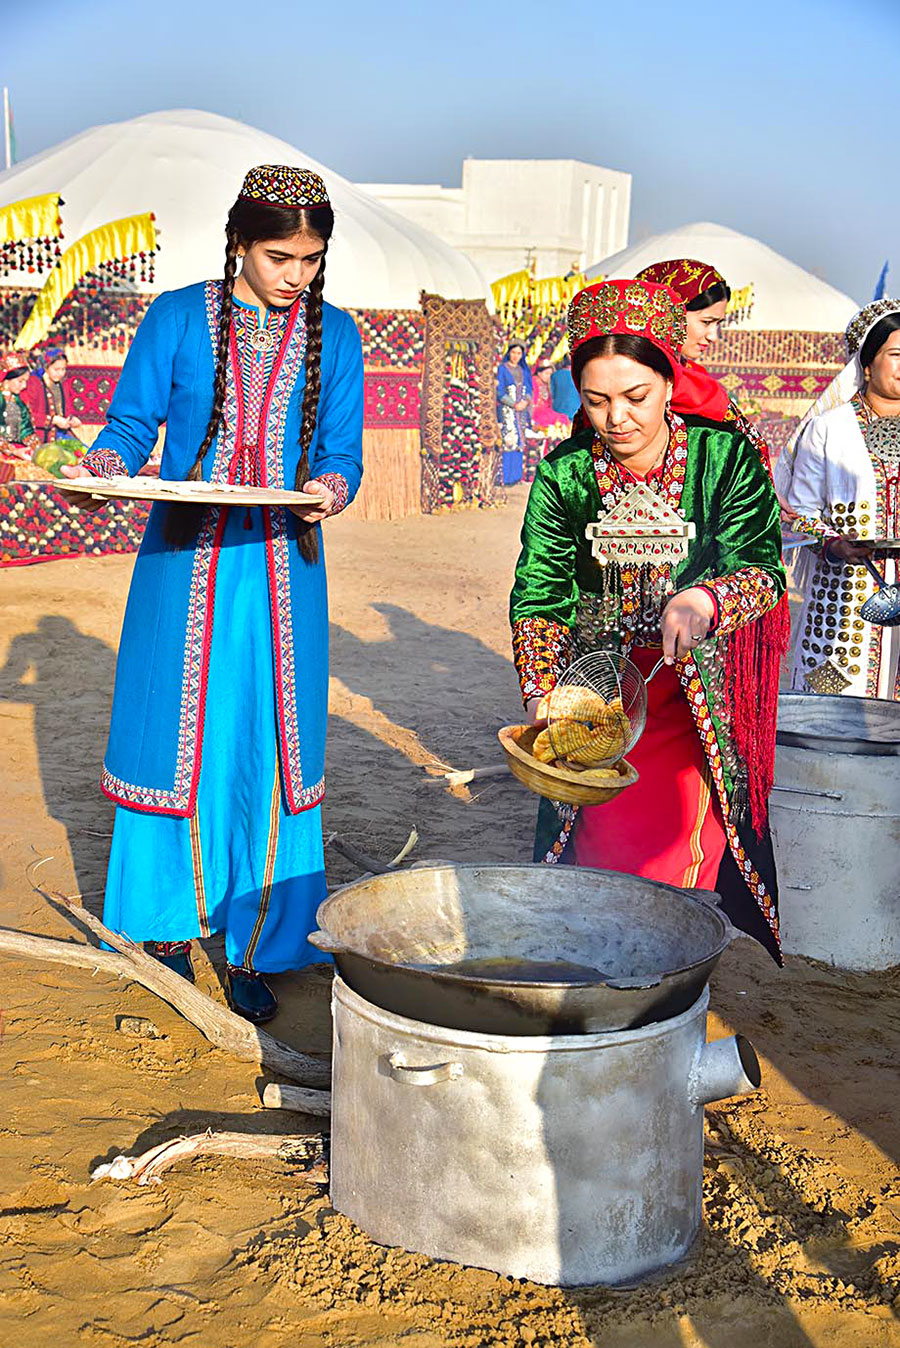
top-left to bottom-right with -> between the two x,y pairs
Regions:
725,592 -> 790,838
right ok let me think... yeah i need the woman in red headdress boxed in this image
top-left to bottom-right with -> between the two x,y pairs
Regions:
636,258 -> 783,480
636,259 -> 791,789
510,279 -> 786,962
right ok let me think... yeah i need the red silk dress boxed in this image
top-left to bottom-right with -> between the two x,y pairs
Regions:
571,461 -> 728,888
573,646 -> 727,887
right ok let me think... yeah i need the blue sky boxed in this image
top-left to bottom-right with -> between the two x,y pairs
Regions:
4,0 -> 896,301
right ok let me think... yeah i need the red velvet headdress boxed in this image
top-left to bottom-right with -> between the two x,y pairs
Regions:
1,352 -> 30,377
636,259 -> 728,305
568,277 -> 732,423
567,278 -> 687,386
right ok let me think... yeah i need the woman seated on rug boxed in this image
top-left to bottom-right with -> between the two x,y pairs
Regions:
0,354 -> 40,465
509,278 -> 786,963
774,298 -> 900,700
24,348 -> 83,444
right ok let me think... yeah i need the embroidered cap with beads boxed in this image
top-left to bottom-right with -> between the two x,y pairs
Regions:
845,297 -> 900,357
238,164 -> 331,211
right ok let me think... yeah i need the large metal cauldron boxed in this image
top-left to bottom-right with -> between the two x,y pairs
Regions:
330,977 -> 760,1286
772,691 -> 900,970
310,864 -> 732,1034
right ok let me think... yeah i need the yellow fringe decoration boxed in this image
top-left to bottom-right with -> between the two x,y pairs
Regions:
0,193 -> 63,246
493,269 -> 587,365
14,213 -> 158,350
727,282 -> 754,323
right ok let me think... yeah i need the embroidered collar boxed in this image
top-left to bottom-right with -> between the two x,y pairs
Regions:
590,413 -> 689,515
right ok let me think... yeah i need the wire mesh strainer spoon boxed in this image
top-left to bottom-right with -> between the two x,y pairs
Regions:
546,650 -> 668,769
859,556 -> 900,627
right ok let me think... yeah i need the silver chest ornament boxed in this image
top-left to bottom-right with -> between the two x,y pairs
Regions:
866,415 -> 900,468
580,483 -> 697,647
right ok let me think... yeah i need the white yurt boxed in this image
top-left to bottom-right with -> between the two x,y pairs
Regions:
586,222 -> 858,332
0,108 -> 488,309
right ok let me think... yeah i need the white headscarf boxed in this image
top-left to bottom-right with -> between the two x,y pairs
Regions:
775,296 -> 900,500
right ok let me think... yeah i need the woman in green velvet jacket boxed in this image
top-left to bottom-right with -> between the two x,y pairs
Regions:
509,279 -> 786,962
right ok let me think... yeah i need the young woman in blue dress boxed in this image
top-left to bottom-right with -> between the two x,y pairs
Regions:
62,165 -> 364,1023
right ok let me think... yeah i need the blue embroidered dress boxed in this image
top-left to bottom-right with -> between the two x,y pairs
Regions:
81,281 -> 364,970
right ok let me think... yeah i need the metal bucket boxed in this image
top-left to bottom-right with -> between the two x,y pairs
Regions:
771,692 -> 900,970
311,865 -> 732,1035
330,977 -> 760,1287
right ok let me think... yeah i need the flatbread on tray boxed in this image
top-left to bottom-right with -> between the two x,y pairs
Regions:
47,476 -> 322,506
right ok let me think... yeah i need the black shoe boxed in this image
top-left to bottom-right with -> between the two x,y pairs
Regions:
149,941 -> 195,983
226,964 -> 278,1024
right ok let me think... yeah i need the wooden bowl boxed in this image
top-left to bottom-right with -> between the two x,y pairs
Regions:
498,725 -> 639,807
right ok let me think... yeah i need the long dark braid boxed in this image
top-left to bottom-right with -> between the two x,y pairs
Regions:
163,231 -> 240,546
294,256 -> 326,563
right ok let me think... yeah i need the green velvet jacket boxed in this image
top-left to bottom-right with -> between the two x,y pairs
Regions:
510,418 -> 785,658
509,415 -> 787,960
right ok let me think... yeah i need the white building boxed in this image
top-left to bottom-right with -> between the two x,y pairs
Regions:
360,159 -> 631,283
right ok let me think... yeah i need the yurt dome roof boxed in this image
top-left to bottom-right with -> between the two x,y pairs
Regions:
0,109 -> 488,310
586,222 -> 858,332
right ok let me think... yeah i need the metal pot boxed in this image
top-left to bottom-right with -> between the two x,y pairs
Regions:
310,864 -> 732,1035
772,691 -> 900,969
776,690 -> 900,756
330,978 -> 760,1286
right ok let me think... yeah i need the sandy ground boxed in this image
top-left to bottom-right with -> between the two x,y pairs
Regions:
2,487 -> 900,1347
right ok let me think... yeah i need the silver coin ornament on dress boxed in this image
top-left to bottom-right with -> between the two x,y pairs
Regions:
865,416 -> 900,467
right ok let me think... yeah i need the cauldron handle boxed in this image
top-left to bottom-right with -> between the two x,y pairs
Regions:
688,888 -> 739,942
388,1054 -> 463,1087
308,930 -> 349,954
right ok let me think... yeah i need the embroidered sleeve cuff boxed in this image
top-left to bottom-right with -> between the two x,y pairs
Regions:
81,447 -> 130,479
790,513 -> 840,553
696,586 -> 721,634
511,616 -> 572,704
703,567 -> 779,636
314,472 -> 350,516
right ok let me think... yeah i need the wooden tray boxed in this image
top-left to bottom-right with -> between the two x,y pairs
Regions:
498,725 -> 638,807
49,476 -> 322,507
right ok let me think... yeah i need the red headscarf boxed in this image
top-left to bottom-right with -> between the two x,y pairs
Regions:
567,278 -> 728,421
635,259 -> 731,420
636,258 -> 728,306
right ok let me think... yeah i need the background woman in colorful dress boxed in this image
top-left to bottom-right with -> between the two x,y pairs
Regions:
510,279 -> 786,961
531,359 -> 568,433
775,298 -> 900,699
24,348 -> 83,444
0,354 -> 40,466
60,165 -> 364,1023
497,340 -> 533,484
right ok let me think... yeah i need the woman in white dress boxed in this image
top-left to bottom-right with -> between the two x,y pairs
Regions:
775,298 -> 900,699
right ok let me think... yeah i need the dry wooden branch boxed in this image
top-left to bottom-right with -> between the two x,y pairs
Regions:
443,765 -> 512,789
262,1083 -> 332,1118
4,896 -> 330,1091
91,1129 -> 327,1185
325,828 -> 418,877
389,828 -> 419,868
326,833 -> 388,875
0,927 -> 140,976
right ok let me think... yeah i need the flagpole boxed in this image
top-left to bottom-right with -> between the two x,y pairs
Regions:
3,88 -> 10,171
